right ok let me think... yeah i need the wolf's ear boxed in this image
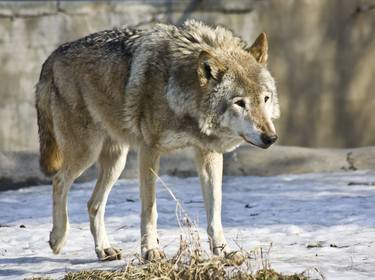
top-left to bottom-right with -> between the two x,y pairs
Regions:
197,51 -> 226,87
248,32 -> 268,65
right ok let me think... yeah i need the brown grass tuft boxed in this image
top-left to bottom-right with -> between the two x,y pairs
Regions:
57,236 -> 315,280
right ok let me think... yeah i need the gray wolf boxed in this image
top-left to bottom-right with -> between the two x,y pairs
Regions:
35,20 -> 279,262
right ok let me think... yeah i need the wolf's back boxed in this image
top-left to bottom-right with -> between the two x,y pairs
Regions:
35,58 -> 63,176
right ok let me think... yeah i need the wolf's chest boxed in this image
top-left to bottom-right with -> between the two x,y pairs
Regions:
157,130 -> 242,153
157,131 -> 196,152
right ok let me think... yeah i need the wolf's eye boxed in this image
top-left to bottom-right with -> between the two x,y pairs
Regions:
264,96 -> 270,103
234,100 -> 246,109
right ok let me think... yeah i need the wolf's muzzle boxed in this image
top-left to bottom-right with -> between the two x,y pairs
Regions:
260,133 -> 278,146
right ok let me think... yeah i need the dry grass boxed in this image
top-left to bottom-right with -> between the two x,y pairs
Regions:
61,241 -> 313,280
29,241 -> 319,280
62,267 -> 309,280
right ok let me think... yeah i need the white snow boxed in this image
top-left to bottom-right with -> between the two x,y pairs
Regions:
1,171 -> 375,279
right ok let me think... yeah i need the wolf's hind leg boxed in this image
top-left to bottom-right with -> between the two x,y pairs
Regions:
88,140 -> 128,261
49,170 -> 74,254
49,140 -> 103,255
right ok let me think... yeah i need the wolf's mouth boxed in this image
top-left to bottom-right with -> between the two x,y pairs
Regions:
240,134 -> 269,149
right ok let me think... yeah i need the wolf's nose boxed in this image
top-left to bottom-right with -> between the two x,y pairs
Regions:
261,133 -> 278,145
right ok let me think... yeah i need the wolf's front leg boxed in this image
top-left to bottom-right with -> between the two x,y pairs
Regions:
138,144 -> 165,261
195,148 -> 227,254
195,148 -> 244,265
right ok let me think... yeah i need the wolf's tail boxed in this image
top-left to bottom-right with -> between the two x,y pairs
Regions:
35,61 -> 63,176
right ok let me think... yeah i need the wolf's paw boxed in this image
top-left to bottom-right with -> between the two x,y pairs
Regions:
49,228 -> 68,254
96,247 -> 122,261
143,248 -> 166,261
212,242 -> 229,256
224,251 -> 246,266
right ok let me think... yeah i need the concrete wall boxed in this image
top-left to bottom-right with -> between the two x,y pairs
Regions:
0,0 -> 374,151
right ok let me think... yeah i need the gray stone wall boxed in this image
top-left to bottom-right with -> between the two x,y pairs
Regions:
0,0 -> 374,151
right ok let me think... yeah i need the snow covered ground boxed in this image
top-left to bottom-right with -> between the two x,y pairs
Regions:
1,170 -> 375,280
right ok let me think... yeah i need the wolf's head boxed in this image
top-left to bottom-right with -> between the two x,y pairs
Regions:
197,32 -> 280,149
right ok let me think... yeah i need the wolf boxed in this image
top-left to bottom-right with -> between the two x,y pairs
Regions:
35,20 -> 279,262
